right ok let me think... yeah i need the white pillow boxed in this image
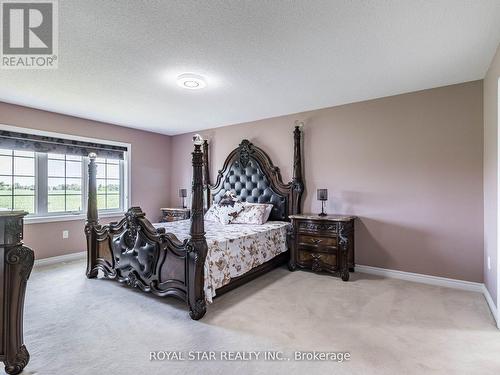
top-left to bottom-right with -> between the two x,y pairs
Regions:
262,204 -> 273,222
231,202 -> 272,225
245,203 -> 273,222
204,205 -> 219,222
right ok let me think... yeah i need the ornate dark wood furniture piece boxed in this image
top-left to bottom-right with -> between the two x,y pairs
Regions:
85,126 -> 304,320
0,210 -> 33,375
160,208 -> 190,222
289,214 -> 355,281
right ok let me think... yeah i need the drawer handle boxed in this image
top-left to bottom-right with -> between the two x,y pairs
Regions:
310,238 -> 322,244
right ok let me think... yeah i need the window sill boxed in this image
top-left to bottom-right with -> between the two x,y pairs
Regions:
24,211 -> 126,225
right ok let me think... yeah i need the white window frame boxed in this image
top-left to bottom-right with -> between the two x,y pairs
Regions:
82,155 -> 127,214
0,149 -> 37,213
35,152 -> 85,216
0,123 -> 131,224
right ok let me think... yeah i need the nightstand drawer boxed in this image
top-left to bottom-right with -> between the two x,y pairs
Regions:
297,234 -> 336,252
297,221 -> 337,235
160,208 -> 190,222
298,250 -> 337,270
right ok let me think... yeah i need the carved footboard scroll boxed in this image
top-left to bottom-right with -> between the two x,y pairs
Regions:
85,136 -> 209,320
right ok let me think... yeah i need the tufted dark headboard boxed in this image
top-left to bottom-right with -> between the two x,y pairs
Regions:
206,127 -> 304,221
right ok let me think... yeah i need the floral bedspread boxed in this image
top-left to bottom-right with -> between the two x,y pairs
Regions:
153,220 -> 290,303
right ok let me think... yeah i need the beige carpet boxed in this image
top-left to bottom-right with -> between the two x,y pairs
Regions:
21,259 -> 500,375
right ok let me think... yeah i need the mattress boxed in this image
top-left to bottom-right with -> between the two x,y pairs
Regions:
154,220 -> 290,302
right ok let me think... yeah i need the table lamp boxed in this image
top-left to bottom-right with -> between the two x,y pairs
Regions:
317,189 -> 328,217
179,188 -> 187,208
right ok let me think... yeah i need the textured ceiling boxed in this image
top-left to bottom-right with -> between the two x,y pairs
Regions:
1,0 -> 499,135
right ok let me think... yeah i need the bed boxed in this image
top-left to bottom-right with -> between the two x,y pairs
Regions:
85,126 -> 304,320
153,220 -> 290,302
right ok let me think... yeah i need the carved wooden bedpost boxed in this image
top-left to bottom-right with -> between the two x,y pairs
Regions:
85,153 -> 99,279
288,125 -> 304,271
291,125 -> 304,214
188,135 -> 208,320
202,139 -> 211,210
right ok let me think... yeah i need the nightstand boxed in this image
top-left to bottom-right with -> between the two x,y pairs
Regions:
160,208 -> 190,222
289,214 -> 356,281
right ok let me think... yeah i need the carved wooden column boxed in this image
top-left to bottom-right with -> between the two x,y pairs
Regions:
0,210 -> 34,375
188,135 -> 208,320
85,153 -> 99,278
288,125 -> 304,269
291,125 -> 304,215
202,139 -> 211,210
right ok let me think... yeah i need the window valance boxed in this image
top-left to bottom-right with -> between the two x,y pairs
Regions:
0,130 -> 127,159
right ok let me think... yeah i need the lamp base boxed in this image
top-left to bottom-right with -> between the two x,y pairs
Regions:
318,201 -> 327,217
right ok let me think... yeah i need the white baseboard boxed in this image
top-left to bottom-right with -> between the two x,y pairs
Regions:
356,265 -> 483,292
34,251 -> 86,267
356,264 -> 498,328
482,284 -> 499,328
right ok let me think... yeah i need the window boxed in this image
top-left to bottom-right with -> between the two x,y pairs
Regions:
0,151 -> 127,218
0,150 -> 36,212
95,157 -> 122,211
0,126 -> 130,221
0,151 -> 127,216
0,151 -> 126,216
47,153 -> 83,213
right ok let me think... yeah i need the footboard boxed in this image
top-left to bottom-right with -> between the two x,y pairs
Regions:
85,134 -> 208,320
85,207 -> 206,319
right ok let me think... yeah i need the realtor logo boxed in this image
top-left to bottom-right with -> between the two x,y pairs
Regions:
1,0 -> 58,69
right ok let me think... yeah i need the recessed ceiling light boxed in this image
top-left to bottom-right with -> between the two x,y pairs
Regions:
177,73 -> 207,90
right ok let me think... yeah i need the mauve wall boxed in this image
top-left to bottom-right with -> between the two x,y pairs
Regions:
484,44 -> 500,306
0,102 -> 171,259
169,81 -> 484,282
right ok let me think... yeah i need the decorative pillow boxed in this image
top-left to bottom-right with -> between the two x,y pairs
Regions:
218,191 -> 244,224
217,202 -> 244,224
218,191 -> 239,207
231,202 -> 270,225
205,191 -> 244,225
204,205 -> 219,222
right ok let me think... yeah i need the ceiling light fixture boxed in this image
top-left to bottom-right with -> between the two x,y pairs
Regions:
177,73 -> 207,90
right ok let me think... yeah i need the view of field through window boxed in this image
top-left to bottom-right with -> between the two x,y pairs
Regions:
0,149 -> 36,212
48,153 -> 82,212
96,158 -> 120,210
0,149 -> 123,215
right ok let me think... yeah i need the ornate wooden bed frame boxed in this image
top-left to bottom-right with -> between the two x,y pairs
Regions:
85,126 -> 303,320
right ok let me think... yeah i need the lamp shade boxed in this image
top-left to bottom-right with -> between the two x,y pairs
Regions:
317,189 -> 328,201
179,188 -> 187,198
